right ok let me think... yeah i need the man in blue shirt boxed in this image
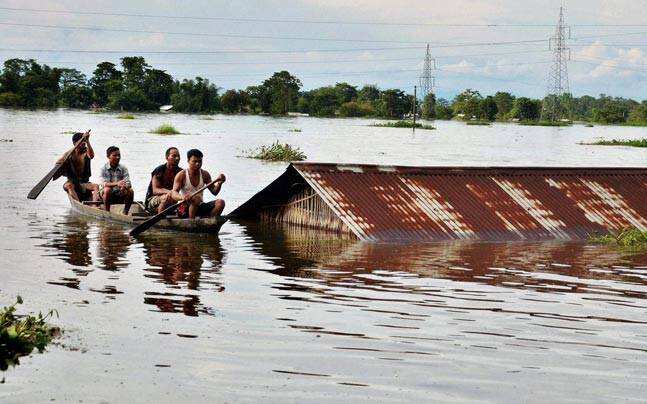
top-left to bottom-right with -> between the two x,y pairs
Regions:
100,146 -> 134,214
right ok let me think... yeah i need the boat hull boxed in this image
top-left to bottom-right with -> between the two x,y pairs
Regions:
68,197 -> 228,234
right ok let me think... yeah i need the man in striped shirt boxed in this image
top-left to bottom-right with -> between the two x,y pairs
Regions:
100,146 -> 134,214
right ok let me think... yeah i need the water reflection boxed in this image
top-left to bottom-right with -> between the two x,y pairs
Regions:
140,232 -> 226,316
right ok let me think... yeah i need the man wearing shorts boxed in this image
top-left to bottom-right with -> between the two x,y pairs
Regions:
145,147 -> 182,214
55,131 -> 100,202
99,146 -> 134,214
171,149 -> 225,219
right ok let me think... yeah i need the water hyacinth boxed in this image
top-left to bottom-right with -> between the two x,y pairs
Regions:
589,228 -> 647,249
245,141 -> 306,162
150,123 -> 180,135
1,296 -> 59,371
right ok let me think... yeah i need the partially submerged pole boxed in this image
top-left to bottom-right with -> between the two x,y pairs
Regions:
413,85 -> 417,133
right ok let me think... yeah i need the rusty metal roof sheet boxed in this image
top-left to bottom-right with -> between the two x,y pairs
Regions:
231,163 -> 647,242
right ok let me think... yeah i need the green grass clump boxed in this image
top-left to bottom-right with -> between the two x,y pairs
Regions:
519,120 -> 572,127
584,138 -> 647,148
466,121 -> 491,126
245,141 -> 306,162
1,296 -> 59,371
372,121 -> 435,130
589,228 -> 647,250
200,116 -> 215,120
289,128 -> 302,132
150,123 -> 180,135
117,113 -> 135,120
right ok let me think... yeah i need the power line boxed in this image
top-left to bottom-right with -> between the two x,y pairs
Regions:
572,59 -> 647,73
2,6 -> 647,27
0,22 -> 556,47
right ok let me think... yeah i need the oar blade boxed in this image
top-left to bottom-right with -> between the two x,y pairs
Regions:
27,164 -> 62,199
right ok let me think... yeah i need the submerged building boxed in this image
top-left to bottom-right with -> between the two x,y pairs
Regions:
230,163 -> 647,242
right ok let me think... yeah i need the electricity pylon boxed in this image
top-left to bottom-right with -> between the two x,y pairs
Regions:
543,4 -> 571,121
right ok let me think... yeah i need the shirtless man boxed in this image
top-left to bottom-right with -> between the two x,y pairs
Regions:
55,131 -> 99,202
171,149 -> 225,219
145,147 -> 182,214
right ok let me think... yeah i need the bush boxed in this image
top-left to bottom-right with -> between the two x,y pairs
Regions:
585,138 -> 647,147
372,121 -> 435,130
0,92 -> 24,107
339,101 -> 374,117
245,141 -> 306,161
150,123 -> 180,135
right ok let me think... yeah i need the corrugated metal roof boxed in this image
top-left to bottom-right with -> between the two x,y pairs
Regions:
232,163 -> 647,242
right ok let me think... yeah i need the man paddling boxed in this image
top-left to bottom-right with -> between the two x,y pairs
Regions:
99,146 -> 134,214
171,149 -> 225,219
145,147 -> 182,214
55,131 -> 100,202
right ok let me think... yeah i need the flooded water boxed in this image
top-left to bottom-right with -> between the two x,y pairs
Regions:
1,108 -> 647,402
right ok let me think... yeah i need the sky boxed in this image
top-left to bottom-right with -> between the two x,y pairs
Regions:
0,0 -> 645,100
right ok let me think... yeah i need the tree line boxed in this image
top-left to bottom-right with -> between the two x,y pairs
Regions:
0,57 -> 645,125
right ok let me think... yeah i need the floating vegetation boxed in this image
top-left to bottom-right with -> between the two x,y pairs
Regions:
200,116 -> 215,120
0,139 -> 13,142
466,121 -> 491,126
289,128 -> 302,132
244,141 -> 306,162
60,130 -> 76,134
581,138 -> 647,148
585,123 -> 594,127
1,296 -> 60,371
589,228 -> 647,250
150,123 -> 180,135
371,121 -> 435,130
519,120 -> 572,127
117,113 -> 135,120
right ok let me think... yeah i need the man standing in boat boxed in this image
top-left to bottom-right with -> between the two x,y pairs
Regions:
171,149 -> 225,219
145,147 -> 182,214
55,131 -> 100,203
100,146 -> 134,214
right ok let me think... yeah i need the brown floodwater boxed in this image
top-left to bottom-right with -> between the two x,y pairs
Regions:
1,109 -> 647,402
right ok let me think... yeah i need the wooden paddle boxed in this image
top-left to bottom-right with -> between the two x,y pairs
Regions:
27,131 -> 90,200
129,179 -> 219,237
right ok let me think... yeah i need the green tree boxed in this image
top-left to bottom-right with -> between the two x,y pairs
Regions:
378,89 -> 409,119
90,62 -> 122,106
261,71 -> 302,115
510,97 -> 541,121
309,86 -> 338,117
245,85 -> 270,114
58,68 -> 92,108
143,68 -> 174,107
628,102 -> 647,124
479,96 -> 498,121
357,85 -> 380,103
493,91 -> 514,120
170,77 -> 220,113
334,82 -> 357,105
452,89 -> 482,119
421,92 -> 436,119
435,98 -> 453,120
220,89 -> 241,113
339,101 -> 374,117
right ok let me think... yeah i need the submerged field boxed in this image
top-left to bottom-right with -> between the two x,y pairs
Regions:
1,109 -> 647,402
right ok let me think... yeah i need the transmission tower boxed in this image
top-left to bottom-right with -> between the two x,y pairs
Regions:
543,4 -> 571,121
419,44 -> 436,100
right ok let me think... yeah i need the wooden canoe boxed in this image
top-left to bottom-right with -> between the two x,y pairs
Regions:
68,196 -> 228,234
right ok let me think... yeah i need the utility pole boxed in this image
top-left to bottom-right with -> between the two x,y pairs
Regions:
543,3 -> 571,121
413,85 -> 417,133
419,44 -> 436,101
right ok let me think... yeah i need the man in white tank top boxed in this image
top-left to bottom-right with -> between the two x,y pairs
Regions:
171,149 -> 226,219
